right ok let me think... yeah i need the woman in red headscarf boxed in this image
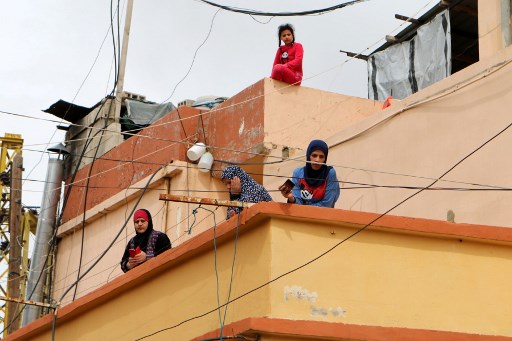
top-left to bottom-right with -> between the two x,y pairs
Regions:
120,209 -> 171,272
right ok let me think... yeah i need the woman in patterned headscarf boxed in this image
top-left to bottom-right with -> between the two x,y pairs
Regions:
221,165 -> 272,219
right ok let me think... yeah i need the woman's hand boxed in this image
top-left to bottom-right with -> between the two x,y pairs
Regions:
230,176 -> 241,194
278,184 -> 295,202
127,250 -> 147,269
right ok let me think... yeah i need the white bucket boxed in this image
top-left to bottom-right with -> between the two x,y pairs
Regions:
198,152 -> 213,172
187,143 -> 206,161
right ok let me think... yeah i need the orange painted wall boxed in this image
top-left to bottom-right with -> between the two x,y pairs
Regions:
61,80 -> 266,223
61,107 -> 192,222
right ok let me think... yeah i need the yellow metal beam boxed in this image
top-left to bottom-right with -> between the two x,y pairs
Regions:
0,133 -> 23,174
0,133 -> 32,336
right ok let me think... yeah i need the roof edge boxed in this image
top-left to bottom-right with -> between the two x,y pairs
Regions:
193,317 -> 510,341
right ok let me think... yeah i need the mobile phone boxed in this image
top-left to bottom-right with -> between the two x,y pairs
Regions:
129,246 -> 141,257
282,179 -> 295,192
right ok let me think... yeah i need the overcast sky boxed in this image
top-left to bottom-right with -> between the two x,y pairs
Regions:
0,0 -> 434,207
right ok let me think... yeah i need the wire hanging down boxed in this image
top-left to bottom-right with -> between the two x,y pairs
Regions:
198,0 -> 366,16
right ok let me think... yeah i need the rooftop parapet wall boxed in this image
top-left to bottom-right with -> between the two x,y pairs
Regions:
9,203 -> 512,340
62,78 -> 381,223
263,78 -> 381,149
61,107 -> 194,223
61,80 -> 267,223
206,79 -> 266,167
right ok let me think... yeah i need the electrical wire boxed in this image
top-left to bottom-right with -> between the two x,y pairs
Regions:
51,206 -> 217,295
59,137 -> 187,206
62,208 -> 229,308
51,164 -> 165,340
111,0 -> 119,90
0,231 -> 58,334
21,177 -> 512,192
17,1 -> 508,330
209,206 -> 223,336
197,0 -> 365,16
19,144 -> 512,192
104,159 -> 512,189
9,0 -> 472,185
0,109 -> 62,124
220,211 -> 240,339
71,105 -> 112,300
70,68 -> 120,302
69,0 -> 124,303
160,8 -> 222,104
135,102 -> 512,340
2,0 -> 433,167
55,0 -> 126,217
19,0 -> 124,197
54,195 -> 216,305
249,15 -> 275,24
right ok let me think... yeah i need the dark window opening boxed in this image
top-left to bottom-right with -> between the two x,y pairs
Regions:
449,0 -> 479,73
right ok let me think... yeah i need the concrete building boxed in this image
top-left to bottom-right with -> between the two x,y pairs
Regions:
8,0 -> 512,340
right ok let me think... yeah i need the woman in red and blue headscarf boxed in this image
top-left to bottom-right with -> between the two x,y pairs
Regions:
279,140 -> 340,207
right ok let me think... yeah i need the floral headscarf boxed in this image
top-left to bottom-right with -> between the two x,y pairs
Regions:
221,165 -> 272,218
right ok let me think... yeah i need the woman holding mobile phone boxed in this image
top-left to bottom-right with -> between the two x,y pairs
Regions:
120,209 -> 171,272
279,140 -> 340,208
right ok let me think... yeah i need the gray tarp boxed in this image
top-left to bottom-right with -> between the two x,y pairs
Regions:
124,99 -> 176,126
368,10 -> 451,100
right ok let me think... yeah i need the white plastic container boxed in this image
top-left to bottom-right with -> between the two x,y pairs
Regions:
198,152 -> 213,172
187,143 -> 206,161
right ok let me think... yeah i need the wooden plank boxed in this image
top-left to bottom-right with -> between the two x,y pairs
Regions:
159,194 -> 249,208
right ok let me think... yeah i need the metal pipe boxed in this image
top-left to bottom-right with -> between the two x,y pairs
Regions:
22,158 -> 64,326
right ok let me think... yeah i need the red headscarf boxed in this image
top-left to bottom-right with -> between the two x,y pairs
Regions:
133,209 -> 149,222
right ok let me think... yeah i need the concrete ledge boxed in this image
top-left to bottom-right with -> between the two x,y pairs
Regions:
193,317 -> 512,341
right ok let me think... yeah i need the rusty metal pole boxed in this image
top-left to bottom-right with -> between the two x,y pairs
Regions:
159,194 -> 251,207
6,154 -> 22,334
